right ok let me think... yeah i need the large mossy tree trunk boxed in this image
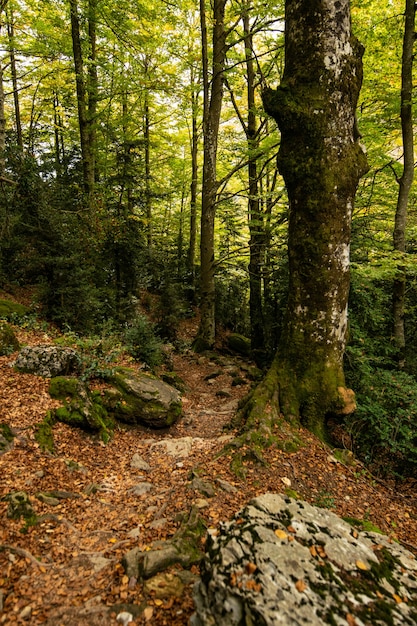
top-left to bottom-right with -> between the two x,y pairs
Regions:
238,0 -> 368,441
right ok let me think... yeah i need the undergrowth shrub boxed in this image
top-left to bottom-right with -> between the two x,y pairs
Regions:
345,368 -> 417,478
345,269 -> 417,478
124,315 -> 163,368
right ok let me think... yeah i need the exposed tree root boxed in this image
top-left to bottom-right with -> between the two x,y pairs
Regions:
0,543 -> 52,568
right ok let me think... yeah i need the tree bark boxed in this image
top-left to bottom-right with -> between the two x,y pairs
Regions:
238,0 -> 368,441
392,0 -> 415,367
197,0 -> 227,349
69,0 -> 95,200
243,10 -> 265,355
6,6 -> 22,150
187,70 -> 199,284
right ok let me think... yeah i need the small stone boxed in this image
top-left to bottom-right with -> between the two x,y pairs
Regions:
18,606 -> 32,620
149,518 -> 168,530
194,499 -> 209,509
144,572 -> 184,599
216,478 -> 238,493
130,482 -> 153,496
130,453 -> 151,472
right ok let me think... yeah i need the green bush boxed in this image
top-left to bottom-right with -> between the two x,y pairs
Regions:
345,368 -> 417,478
124,315 -> 163,368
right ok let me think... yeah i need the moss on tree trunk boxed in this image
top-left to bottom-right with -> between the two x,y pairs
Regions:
236,0 -> 368,446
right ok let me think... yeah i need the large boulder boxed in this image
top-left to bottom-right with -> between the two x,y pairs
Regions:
13,345 -> 81,377
106,367 -> 182,429
191,493 -> 417,626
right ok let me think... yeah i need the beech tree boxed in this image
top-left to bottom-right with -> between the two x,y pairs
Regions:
237,0 -> 368,440
392,0 -> 415,366
196,0 -> 227,349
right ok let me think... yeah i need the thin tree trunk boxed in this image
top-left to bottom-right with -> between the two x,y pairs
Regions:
237,0 -> 368,442
53,93 -> 62,178
392,0 -> 415,367
6,6 -> 22,150
197,0 -> 227,349
243,9 -> 265,355
187,72 -> 199,283
87,0 -> 97,183
69,0 -> 95,200
144,88 -> 152,251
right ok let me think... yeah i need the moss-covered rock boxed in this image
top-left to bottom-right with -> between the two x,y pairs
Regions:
34,411 -> 56,453
0,422 -> 15,455
106,367 -> 182,429
227,333 -> 251,356
4,491 -> 37,527
48,377 -> 114,443
0,299 -> 29,319
0,321 -> 20,356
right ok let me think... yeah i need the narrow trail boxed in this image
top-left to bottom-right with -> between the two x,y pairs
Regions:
1,319 -> 416,625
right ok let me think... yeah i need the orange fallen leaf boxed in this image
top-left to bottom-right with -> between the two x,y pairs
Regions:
346,613 -> 357,626
245,562 -> 257,575
393,594 -> 402,604
356,560 -> 368,571
274,529 -> 288,540
295,579 -> 307,592
309,545 -> 317,558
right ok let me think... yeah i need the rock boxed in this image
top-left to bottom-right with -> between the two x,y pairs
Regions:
149,518 -> 168,530
130,482 -> 153,496
215,478 -> 238,493
49,377 -> 113,442
144,572 -> 184,598
190,477 -> 216,498
0,423 -> 15,456
0,321 -> 19,356
106,368 -> 182,429
89,555 -> 112,573
122,507 -> 205,580
150,436 -> 203,458
36,493 -> 60,506
191,493 -> 417,626
4,491 -> 36,524
226,333 -> 251,356
13,345 -> 81,377
130,453 -> 151,472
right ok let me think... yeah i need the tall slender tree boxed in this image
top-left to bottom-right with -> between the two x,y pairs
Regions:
392,0 -> 415,367
196,0 -> 228,349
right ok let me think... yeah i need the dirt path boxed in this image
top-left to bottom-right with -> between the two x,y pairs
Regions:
1,323 -> 416,625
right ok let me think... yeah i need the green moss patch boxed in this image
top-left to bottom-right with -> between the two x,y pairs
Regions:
0,299 -> 29,320
34,411 -> 56,453
48,376 -> 114,443
0,321 -> 20,356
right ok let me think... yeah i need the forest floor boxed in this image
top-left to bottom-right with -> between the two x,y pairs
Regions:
1,291 -> 417,625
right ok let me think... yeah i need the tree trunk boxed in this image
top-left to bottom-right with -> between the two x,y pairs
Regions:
69,0 -> 95,200
197,0 -> 227,349
6,6 -> 22,150
392,0 -> 415,367
187,71 -> 199,285
238,0 -> 368,441
243,10 -> 265,355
